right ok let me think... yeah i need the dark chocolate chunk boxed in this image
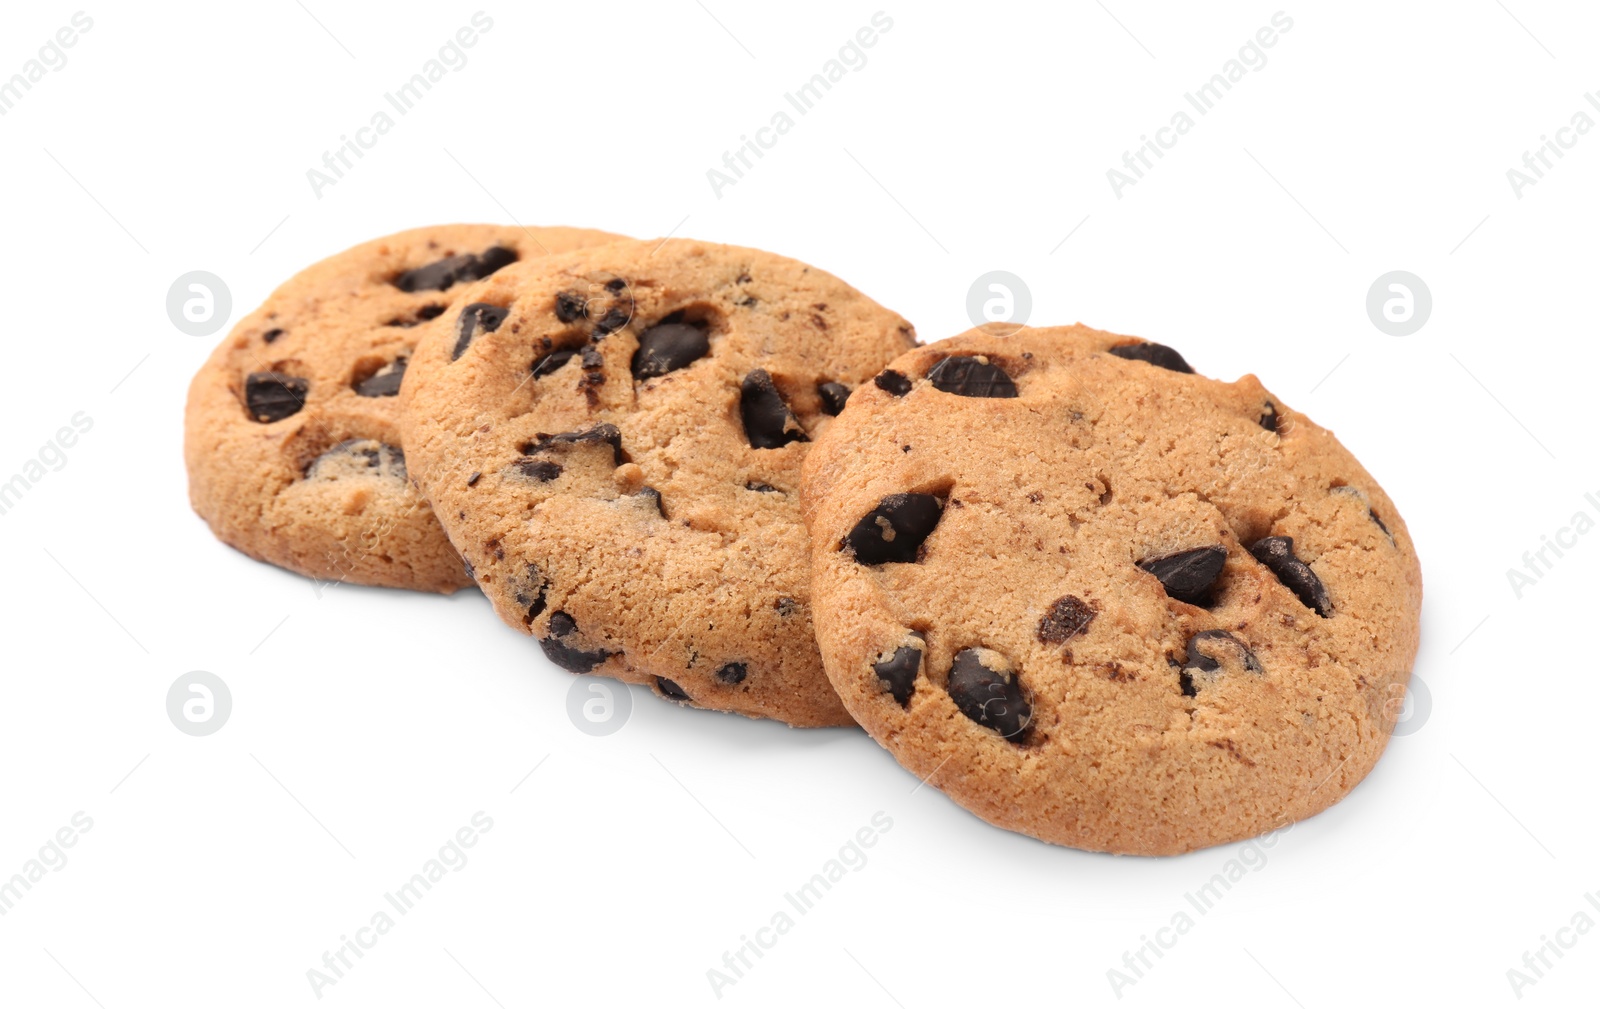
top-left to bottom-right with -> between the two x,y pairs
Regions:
927,355 -> 1017,398
514,459 -> 563,482
1370,510 -> 1392,537
244,372 -> 308,423
1037,595 -> 1096,643
657,677 -> 691,701
512,567 -> 548,624
1138,546 -> 1228,606
354,357 -> 407,397
1260,402 -> 1279,432
716,662 -> 748,685
262,327 -> 284,343
817,381 -> 851,415
605,277 -> 627,293
843,493 -> 943,565
634,485 -> 666,517
539,611 -> 611,673
393,246 -> 518,292
304,439 -> 406,481
1109,341 -> 1194,374
1249,536 -> 1332,617
872,634 -> 924,707
874,370 -> 912,396
526,424 -> 625,465
1182,630 -> 1263,678
531,348 -> 577,378
593,306 -> 631,336
452,302 -> 508,360
1333,485 -> 1393,541
384,304 -> 446,328
554,290 -> 587,323
631,321 -> 709,379
946,648 -> 1031,740
740,370 -> 808,450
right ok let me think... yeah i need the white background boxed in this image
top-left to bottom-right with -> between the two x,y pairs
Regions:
1,1 -> 1595,1006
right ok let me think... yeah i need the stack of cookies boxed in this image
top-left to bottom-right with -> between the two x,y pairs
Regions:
186,225 -> 1423,856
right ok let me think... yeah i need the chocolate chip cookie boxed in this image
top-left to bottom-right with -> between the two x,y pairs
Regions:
801,324 -> 1423,853
399,239 -> 916,725
185,224 -> 623,592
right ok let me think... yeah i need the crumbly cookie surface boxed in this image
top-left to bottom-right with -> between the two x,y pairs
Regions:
400,239 -> 916,725
801,324 -> 1423,854
185,224 -> 622,592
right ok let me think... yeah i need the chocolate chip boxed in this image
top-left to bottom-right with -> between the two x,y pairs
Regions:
539,611 -> 611,673
393,246 -> 518,292
461,556 -> 476,582
354,358 -> 407,397
593,306 -> 631,336
1138,546 -> 1227,606
1333,485 -> 1393,541
512,567 -> 548,624
1370,510 -> 1392,537
634,485 -> 666,517
843,493 -> 943,565
1249,536 -> 1332,617
927,355 -> 1017,398
1037,595 -> 1096,643
1109,341 -> 1194,374
466,472 -> 482,487
1182,630 -> 1264,690
244,372 -> 308,423
1260,402 -> 1279,432
385,304 -> 446,328
716,662 -> 748,685
305,439 -> 406,481
554,290 -> 588,323
746,481 -> 781,493
872,634 -> 924,706
657,677 -> 691,701
452,303 -> 508,360
874,370 -> 912,395
525,424 -> 625,465
262,327 -> 284,343
946,648 -> 1031,740
531,348 -> 577,378
514,459 -> 563,481
632,321 -> 709,379
605,277 -> 627,293
775,597 -> 798,617
817,381 -> 851,415
740,370 -> 808,450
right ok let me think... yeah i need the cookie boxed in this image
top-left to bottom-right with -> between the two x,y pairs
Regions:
185,224 -> 623,592
800,324 -> 1422,854
399,239 -> 916,726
